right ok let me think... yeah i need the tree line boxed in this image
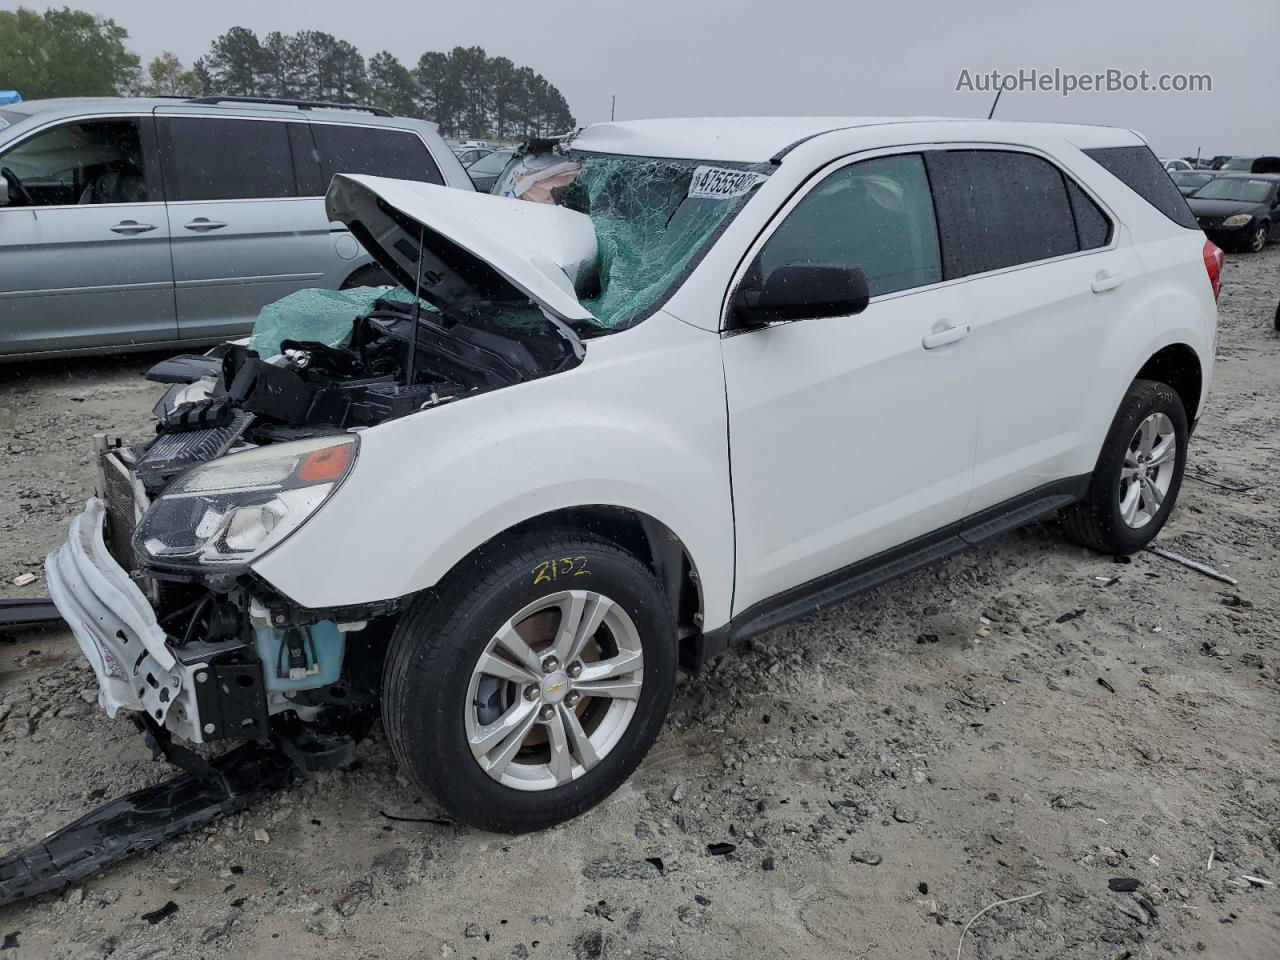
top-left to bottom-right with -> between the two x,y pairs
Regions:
0,8 -> 576,139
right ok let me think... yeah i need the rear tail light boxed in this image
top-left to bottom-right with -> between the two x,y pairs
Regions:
1203,239 -> 1224,300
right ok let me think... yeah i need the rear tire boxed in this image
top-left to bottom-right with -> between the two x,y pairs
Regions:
382,528 -> 677,833
1062,379 -> 1188,555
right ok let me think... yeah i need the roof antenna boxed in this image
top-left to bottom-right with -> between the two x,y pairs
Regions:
987,85 -> 1004,120
405,225 -> 425,388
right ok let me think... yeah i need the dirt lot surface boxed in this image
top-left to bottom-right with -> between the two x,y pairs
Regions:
2,247 -> 1278,960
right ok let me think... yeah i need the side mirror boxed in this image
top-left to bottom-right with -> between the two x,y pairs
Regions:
731,261 -> 870,328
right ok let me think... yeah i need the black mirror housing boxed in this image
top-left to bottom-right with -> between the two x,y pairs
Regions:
731,262 -> 870,328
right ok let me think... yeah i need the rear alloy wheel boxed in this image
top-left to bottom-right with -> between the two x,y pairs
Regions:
1117,412 -> 1178,529
1248,222 -> 1268,253
1062,379 -> 1188,555
382,529 -> 676,833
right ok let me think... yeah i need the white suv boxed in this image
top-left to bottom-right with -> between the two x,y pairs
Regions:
48,117 -> 1220,834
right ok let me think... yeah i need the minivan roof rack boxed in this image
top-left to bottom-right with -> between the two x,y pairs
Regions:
185,96 -> 393,117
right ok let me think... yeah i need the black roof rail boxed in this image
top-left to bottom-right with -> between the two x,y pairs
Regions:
185,96 -> 393,117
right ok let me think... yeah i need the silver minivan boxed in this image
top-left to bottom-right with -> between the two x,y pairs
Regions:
0,96 -> 474,359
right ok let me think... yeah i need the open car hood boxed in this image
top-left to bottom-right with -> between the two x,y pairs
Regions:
325,175 -> 598,344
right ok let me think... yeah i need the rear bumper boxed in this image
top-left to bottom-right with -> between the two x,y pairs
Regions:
45,498 -> 211,742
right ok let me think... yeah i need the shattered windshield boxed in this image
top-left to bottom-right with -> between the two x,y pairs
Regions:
514,151 -> 768,334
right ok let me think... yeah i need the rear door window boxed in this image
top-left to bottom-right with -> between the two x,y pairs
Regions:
1083,146 -> 1199,229
162,117 -> 298,201
311,124 -> 443,190
927,150 -> 1079,277
758,152 -> 942,297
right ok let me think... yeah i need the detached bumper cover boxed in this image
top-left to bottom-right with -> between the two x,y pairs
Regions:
45,498 -> 182,723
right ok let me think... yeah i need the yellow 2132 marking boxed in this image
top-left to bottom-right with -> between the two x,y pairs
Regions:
532,556 -> 590,585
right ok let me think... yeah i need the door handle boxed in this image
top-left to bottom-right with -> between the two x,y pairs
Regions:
1090,270 -> 1126,294
184,218 -> 227,232
110,220 -> 155,235
921,321 -> 971,350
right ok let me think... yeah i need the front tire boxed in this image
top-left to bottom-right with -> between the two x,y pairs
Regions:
1247,222 -> 1268,253
382,528 -> 677,833
1062,379 -> 1188,555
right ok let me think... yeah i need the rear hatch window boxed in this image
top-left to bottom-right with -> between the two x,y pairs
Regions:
1084,146 -> 1199,230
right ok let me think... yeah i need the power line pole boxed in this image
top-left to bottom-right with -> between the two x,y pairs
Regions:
610,94 -> 616,121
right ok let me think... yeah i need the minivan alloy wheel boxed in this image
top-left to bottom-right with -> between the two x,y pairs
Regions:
465,590 -> 644,791
1119,412 -> 1177,528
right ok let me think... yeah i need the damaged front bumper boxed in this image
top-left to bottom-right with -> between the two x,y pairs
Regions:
45,497 -> 266,745
46,497 -> 184,726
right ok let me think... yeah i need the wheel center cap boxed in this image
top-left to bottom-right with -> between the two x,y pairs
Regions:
541,672 -> 570,704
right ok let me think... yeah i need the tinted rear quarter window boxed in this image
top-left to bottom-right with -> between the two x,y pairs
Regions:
164,117 -> 297,201
927,150 -> 1079,277
1084,146 -> 1199,229
1065,179 -> 1112,249
311,124 -> 443,189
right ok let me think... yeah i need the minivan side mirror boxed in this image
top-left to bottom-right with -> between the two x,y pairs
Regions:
731,261 -> 870,328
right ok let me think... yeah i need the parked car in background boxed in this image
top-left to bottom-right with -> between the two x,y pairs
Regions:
47,117 -> 1219,833
1170,170 -> 1218,196
1220,156 -> 1280,173
1187,173 -> 1280,252
454,146 -> 492,167
0,96 -> 474,359
466,148 -> 516,193
1161,157 -> 1192,172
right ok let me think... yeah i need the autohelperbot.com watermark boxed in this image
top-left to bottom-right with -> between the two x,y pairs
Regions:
956,68 -> 1212,97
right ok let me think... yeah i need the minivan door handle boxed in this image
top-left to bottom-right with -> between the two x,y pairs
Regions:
183,218 -> 227,232
921,321 -> 971,350
1090,270 -> 1126,294
110,220 -> 156,235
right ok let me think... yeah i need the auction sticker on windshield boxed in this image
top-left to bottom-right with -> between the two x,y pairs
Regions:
688,166 -> 766,199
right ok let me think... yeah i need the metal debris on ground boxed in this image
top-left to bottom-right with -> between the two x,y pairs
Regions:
1145,546 -> 1239,585
1187,471 -> 1254,493
955,890 -> 1043,960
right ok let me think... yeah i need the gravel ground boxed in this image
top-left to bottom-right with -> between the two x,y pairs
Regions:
1,246 -> 1278,960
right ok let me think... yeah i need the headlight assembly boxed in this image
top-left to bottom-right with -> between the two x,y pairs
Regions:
134,436 -> 356,570
1222,213 -> 1253,227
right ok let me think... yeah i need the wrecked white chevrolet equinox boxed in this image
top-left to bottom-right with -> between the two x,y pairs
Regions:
45,117 -> 1220,835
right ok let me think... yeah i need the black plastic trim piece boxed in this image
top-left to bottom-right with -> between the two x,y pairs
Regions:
0,740 -> 293,907
0,597 -> 64,631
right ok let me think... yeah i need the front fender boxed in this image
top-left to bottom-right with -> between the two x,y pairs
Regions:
251,311 -> 735,629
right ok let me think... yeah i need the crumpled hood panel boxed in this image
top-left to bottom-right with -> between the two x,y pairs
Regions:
326,174 -> 598,326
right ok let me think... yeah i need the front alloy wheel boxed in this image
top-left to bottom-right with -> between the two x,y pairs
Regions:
382,528 -> 677,833
1249,223 -> 1268,253
466,590 -> 645,790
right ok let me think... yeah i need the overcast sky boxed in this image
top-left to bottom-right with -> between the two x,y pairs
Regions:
14,0 -> 1278,157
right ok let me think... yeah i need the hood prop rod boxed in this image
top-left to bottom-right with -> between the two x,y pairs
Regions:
405,225 -> 426,388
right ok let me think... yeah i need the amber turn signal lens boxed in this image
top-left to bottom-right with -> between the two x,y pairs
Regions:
295,442 -> 354,485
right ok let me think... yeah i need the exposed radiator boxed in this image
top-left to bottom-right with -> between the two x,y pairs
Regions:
100,451 -> 142,573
